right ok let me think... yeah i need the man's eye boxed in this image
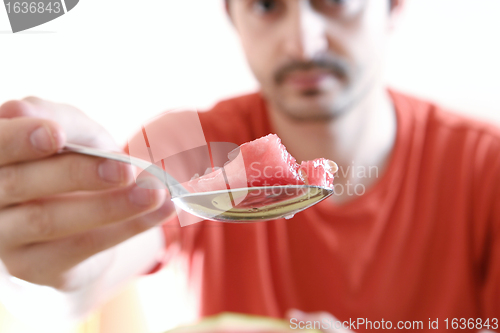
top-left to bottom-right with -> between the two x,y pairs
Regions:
252,0 -> 278,14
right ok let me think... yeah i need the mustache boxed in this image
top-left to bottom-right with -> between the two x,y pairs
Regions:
274,56 -> 350,85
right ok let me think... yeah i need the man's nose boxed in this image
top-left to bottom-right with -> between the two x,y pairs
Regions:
283,1 -> 329,61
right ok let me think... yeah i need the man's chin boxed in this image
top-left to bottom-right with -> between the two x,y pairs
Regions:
273,90 -> 348,122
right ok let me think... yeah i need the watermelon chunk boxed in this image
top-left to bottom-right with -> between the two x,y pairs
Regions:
187,134 -> 337,192
299,158 -> 337,188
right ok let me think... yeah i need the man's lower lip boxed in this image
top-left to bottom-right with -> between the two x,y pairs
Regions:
283,74 -> 330,90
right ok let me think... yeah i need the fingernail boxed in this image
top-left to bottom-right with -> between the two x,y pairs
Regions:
30,126 -> 55,153
129,181 -> 165,207
98,160 -> 124,183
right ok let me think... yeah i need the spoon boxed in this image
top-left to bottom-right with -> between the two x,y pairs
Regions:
62,143 -> 334,222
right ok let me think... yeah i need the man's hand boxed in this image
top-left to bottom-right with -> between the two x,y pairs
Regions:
0,97 -> 175,291
287,309 -> 355,333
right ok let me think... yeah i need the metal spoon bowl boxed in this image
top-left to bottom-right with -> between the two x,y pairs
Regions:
62,143 -> 334,222
173,185 -> 332,222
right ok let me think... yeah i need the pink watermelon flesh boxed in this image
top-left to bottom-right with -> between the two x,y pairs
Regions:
187,134 -> 337,192
298,158 -> 336,188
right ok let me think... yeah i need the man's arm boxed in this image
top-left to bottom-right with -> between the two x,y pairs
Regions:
0,226 -> 165,326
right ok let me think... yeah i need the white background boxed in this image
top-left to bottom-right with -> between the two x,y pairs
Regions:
1,1 -> 500,332
1,0 -> 499,147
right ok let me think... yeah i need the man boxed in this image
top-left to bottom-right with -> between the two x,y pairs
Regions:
0,0 -> 498,332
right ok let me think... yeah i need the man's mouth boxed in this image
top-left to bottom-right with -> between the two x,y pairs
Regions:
282,69 -> 334,91
274,57 -> 349,93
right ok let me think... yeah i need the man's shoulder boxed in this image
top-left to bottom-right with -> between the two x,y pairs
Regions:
391,89 -> 500,145
392,90 -> 500,192
203,92 -> 263,115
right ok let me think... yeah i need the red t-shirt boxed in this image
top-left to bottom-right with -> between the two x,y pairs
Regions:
152,90 -> 500,331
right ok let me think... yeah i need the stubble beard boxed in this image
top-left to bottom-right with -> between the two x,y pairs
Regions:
266,61 -> 380,123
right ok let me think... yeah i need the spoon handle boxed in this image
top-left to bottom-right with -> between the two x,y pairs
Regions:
61,143 -> 189,196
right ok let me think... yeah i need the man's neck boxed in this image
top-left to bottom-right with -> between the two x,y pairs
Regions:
267,85 -> 397,204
